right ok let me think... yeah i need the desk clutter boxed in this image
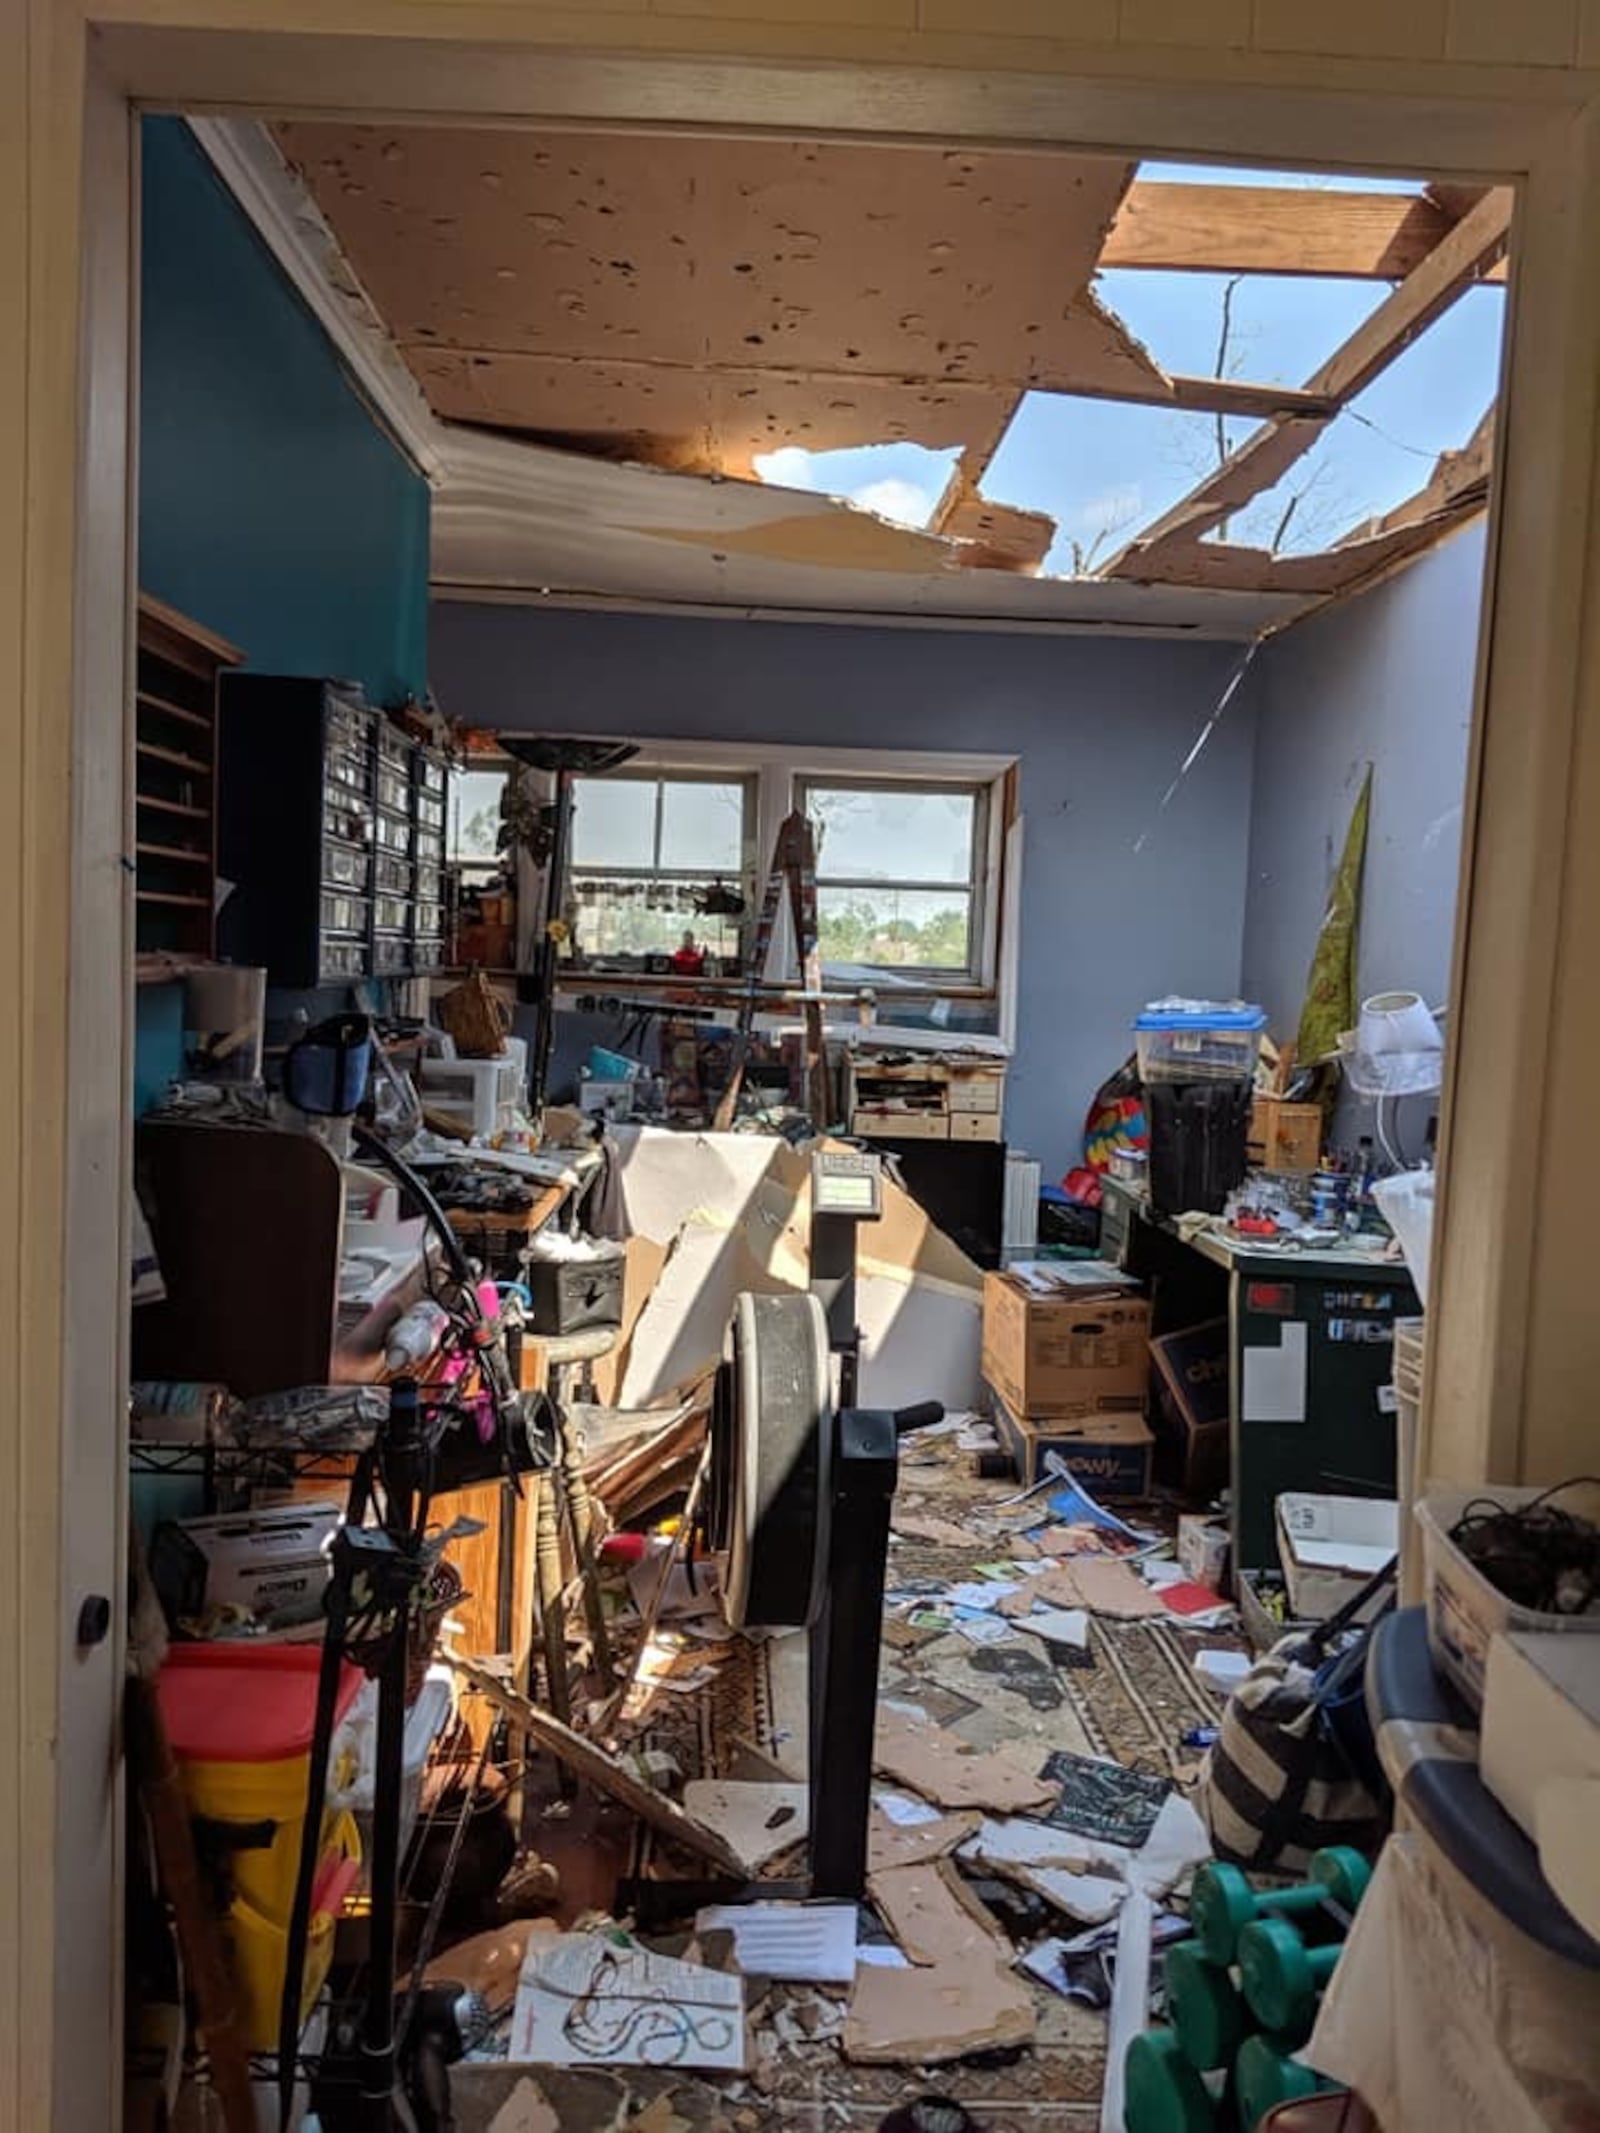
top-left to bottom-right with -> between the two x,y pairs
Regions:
121,617 -> 1579,2133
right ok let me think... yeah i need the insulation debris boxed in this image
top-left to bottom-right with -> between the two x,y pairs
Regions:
873,1707 -> 1057,1815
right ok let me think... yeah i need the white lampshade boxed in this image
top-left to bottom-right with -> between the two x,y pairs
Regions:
1358,991 -> 1443,1058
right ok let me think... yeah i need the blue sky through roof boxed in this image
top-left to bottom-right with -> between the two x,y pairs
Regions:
750,162 -> 1504,573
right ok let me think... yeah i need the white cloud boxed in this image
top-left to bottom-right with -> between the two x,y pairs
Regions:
752,446 -> 817,491
848,477 -> 936,529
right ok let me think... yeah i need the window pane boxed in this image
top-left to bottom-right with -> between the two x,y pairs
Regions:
571,778 -> 657,869
573,875 -> 744,963
807,785 -> 975,883
817,886 -> 972,971
448,769 -> 508,863
659,780 -> 747,873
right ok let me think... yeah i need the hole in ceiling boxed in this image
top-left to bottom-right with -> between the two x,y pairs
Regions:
1095,268 -> 1388,389
981,397 -> 1243,576
1200,283 -> 1506,555
752,441 -> 961,530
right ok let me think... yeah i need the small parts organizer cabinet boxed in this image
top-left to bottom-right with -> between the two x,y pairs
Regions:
845,1047 -> 1006,1141
135,594 -> 242,962
218,675 -> 449,987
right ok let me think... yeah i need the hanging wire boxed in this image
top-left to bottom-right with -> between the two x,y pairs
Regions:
1132,640 -> 1260,855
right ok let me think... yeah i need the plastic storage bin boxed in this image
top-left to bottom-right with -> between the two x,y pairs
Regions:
1134,1003 -> 1266,1084
1416,1482 -> 1600,1710
418,1035 -> 528,1139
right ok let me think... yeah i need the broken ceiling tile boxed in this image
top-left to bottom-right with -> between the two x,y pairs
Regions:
845,1859 -> 1035,2064
873,1705 -> 1056,1813
679,1781 -> 809,1876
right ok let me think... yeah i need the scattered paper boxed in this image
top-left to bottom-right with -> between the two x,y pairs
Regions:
855,1943 -> 912,1969
875,1791 -> 945,1828
1040,1464 -> 1150,1543
1127,1792 -> 1214,1899
1008,1607 -> 1090,1650
943,1579 -> 1022,1611
694,1902 -> 857,1985
681,1782 -> 808,1875
953,1610 -> 1019,1647
509,1932 -> 744,2071
1017,1866 -> 1128,1925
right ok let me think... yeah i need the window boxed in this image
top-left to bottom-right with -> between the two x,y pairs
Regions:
569,770 -> 754,963
799,777 -> 989,981
447,764 -> 511,889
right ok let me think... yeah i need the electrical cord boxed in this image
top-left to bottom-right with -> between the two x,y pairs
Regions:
1450,1478 -> 1600,1616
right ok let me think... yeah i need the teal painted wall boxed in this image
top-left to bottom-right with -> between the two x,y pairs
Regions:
136,117 -> 431,1111
138,116 -> 429,704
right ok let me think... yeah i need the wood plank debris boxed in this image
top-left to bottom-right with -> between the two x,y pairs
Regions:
680,1781 -> 809,1875
873,1706 -> 1056,1814
451,1655 -> 748,1878
845,1859 -> 1036,2064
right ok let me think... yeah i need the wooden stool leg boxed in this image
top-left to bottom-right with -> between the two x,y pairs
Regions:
530,1469 -> 571,1731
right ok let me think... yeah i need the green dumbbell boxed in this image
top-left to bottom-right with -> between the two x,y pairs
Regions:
1233,2033 -> 1330,2126
1165,1941 -> 1250,2072
1189,1846 -> 1371,1966
1125,2027 -> 1231,2133
1236,1917 -> 1343,2043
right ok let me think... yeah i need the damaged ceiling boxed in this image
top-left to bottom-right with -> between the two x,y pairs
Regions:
245,120 -> 1508,632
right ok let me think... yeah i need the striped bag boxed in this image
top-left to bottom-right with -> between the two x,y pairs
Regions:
1196,1560 -> 1396,1874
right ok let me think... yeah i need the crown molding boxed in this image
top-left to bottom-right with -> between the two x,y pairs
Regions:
186,117 -> 445,484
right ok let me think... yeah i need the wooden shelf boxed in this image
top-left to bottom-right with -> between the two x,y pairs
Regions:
137,890 -> 211,909
136,840 -> 208,864
137,794 -> 209,822
138,689 -> 212,733
137,738 -> 211,775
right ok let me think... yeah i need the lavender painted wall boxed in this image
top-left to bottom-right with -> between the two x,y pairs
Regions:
1242,522 -> 1486,1145
430,601 -> 1258,1179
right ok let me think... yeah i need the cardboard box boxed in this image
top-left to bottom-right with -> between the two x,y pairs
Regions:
1149,1318 -> 1230,1499
980,1265 -> 1150,1420
1247,1097 -> 1323,1174
1481,1630 -> 1600,1842
1275,1492 -> 1397,1619
990,1389 -> 1154,1496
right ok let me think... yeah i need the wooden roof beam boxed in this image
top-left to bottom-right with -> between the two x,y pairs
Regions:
1104,186 -> 1513,581
1103,181 -> 1508,282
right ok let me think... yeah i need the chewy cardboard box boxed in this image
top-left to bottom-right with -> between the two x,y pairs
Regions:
989,1388 -> 1154,1497
1149,1318 -> 1230,1499
981,1264 -> 1150,1420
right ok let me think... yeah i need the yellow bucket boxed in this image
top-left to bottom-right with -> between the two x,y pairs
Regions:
223,1817 -> 361,2053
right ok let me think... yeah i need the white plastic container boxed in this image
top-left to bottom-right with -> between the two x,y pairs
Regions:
418,1035 -> 528,1138
1416,1482 -> 1600,1710
331,1671 -> 454,1876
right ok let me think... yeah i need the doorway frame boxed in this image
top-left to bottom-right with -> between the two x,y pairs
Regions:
9,10 -> 1600,2127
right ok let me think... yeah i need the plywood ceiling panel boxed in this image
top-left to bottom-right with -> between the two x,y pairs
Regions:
409,348 -> 1015,474
272,124 -> 1160,473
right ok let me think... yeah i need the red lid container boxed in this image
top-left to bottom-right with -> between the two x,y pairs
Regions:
157,1642 -> 363,1763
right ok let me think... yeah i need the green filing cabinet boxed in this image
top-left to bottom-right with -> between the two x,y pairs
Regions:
1101,1181 -> 1418,1574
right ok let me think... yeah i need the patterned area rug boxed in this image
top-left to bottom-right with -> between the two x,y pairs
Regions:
612,1435 -> 1236,2121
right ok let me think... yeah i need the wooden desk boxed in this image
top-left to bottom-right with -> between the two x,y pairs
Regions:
1101,1179 -> 1419,1574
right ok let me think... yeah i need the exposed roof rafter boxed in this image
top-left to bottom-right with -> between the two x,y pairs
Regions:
1103,180 -> 1509,283
1104,186 -> 1512,582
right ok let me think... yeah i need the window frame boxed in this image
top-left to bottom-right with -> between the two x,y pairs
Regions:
567,763 -> 760,962
795,770 -> 993,986
602,739 -> 1014,998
